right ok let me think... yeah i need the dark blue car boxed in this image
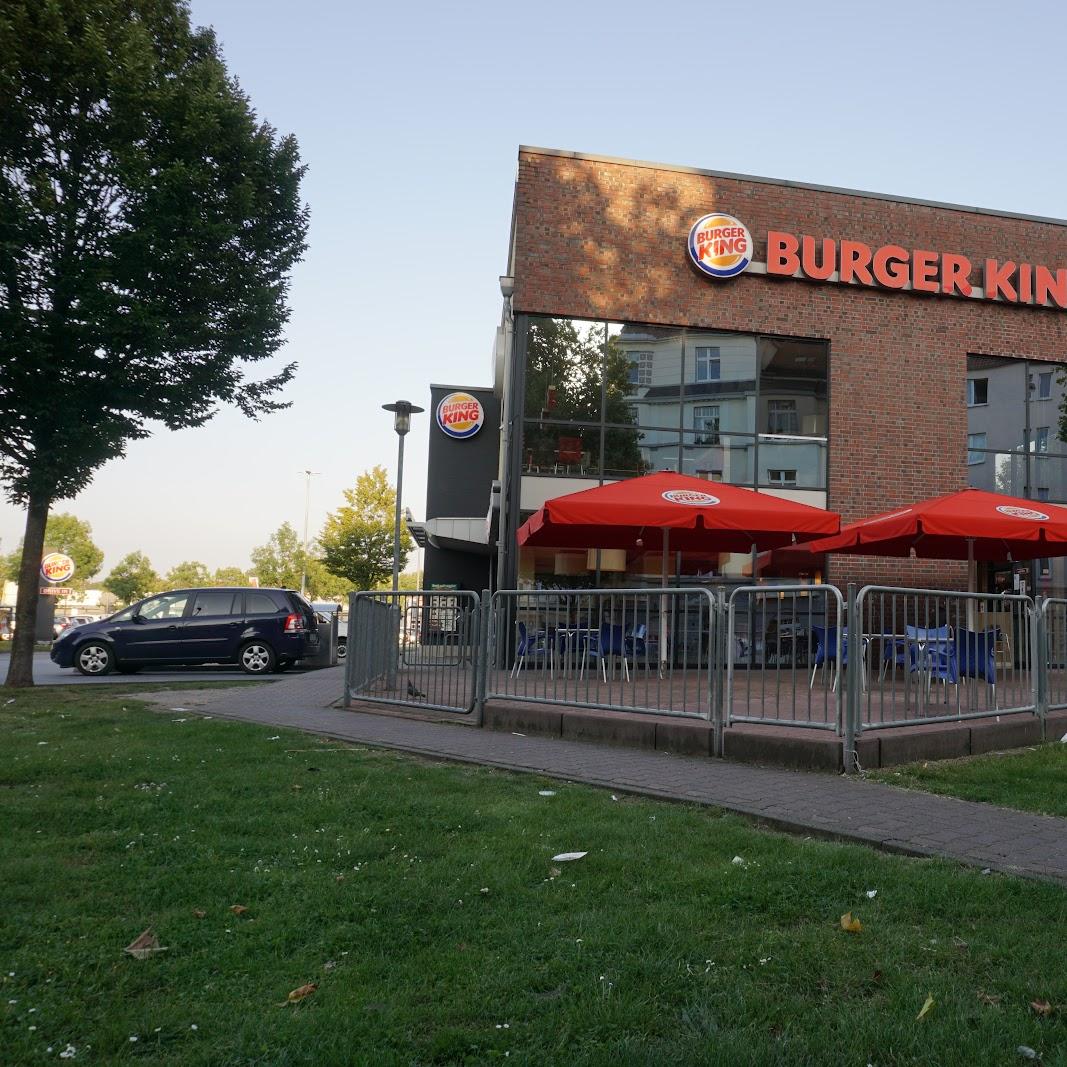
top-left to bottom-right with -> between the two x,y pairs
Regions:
50,587 -> 319,676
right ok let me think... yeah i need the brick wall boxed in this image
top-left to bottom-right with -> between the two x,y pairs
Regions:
510,148 -> 1067,590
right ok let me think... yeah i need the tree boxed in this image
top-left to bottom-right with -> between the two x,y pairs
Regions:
103,551 -> 158,604
162,561 -> 210,590
0,1 -> 308,686
212,566 -> 250,586
319,467 -> 412,590
249,522 -> 346,599
2,512 -> 104,591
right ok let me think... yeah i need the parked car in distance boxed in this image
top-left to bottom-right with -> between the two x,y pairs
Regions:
311,602 -> 348,661
53,616 -> 71,639
50,587 -> 319,676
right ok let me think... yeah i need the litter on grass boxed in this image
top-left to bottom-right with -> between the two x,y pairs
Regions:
538,790 -> 556,797
839,912 -> 863,934
551,852 -> 587,862
124,929 -> 167,959
916,993 -> 935,1020
866,889 -> 878,899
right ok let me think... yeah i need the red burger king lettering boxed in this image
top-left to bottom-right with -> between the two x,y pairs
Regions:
759,229 -> 1067,308
436,391 -> 484,439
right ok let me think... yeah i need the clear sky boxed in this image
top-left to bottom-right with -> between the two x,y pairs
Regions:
4,0 -> 1067,577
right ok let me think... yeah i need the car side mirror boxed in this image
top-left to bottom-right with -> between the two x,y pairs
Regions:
132,612 -> 144,624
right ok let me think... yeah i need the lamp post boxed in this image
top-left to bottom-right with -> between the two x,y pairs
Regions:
299,469 -> 319,598
383,401 -> 423,591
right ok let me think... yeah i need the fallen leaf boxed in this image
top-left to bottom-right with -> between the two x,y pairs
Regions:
548,866 -> 561,879
977,991 -> 1002,1006
280,982 -> 317,1006
124,928 -> 168,959
551,852 -> 587,862
916,993 -> 935,1020
291,784 -> 303,791
840,912 -> 863,934
192,909 -> 206,919
872,970 -> 882,983
230,905 -> 248,916
334,875 -> 345,883
1031,999 -> 1052,1016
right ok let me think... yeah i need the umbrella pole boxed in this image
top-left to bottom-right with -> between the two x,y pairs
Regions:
660,529 -> 670,674
967,537 -> 976,629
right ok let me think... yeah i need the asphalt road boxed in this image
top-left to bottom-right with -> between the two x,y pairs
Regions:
0,651 -> 289,686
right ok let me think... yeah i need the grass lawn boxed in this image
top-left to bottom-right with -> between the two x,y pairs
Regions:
0,689 -> 1064,1066
870,742 -> 1067,818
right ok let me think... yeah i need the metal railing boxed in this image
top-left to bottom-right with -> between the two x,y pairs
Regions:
848,585 -> 1038,732
726,585 -> 846,733
1039,597 -> 1067,712
485,587 -> 723,727
345,590 -> 481,715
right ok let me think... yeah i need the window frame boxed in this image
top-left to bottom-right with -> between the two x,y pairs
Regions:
967,432 -> 988,465
694,346 -> 721,383
967,377 -> 989,407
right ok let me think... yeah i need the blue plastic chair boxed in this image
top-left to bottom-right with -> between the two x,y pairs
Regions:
510,621 -> 551,677
810,625 -> 847,690
586,623 -> 630,681
906,624 -> 958,690
625,623 -> 649,666
956,627 -> 998,705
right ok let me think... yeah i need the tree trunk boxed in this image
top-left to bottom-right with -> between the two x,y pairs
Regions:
4,490 -> 51,688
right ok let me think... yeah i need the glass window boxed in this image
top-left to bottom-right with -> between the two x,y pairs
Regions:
627,351 -> 653,387
767,469 -> 798,487
693,404 -> 720,444
246,592 -> 282,615
767,399 -> 799,435
1037,487 -> 1051,501
1038,371 -> 1053,400
967,378 -> 989,406
138,593 -> 191,620
191,591 -> 238,617
967,432 -> 987,465
695,347 -> 720,382
1034,427 -> 1050,452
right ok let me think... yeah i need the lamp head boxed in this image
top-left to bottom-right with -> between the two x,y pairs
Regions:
382,399 -> 424,437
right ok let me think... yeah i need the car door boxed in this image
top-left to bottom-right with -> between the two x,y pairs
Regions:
182,590 -> 241,662
111,592 -> 193,661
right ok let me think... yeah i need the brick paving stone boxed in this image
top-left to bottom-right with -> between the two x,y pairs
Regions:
141,671 -> 1067,886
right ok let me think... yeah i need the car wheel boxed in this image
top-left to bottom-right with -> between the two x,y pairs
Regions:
116,664 -> 142,675
336,639 -> 347,661
75,642 -> 114,676
238,640 -> 276,675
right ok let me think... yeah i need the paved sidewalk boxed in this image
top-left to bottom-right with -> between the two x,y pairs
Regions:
146,668 -> 1067,886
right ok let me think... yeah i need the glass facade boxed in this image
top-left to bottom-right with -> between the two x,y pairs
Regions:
966,354 -> 1067,596
518,315 -> 829,586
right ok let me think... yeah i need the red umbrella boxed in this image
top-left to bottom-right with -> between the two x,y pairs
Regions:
802,488 -> 1067,562
517,471 -> 839,553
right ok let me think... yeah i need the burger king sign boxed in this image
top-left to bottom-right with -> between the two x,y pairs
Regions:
687,213 -> 753,280
41,552 -> 76,584
437,391 -> 484,440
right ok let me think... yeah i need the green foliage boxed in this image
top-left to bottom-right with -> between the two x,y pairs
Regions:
102,550 -> 159,604
523,318 -> 643,476
211,566 -> 251,587
2,512 -> 103,590
249,521 -> 347,599
319,466 -> 411,591
162,560 -> 210,590
0,0 -> 309,507
1,687 -> 1065,1065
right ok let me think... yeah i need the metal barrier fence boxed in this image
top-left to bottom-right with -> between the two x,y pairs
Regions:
726,585 -> 845,733
485,587 -> 723,727
847,585 -> 1038,731
345,590 -> 481,715
1040,597 -> 1067,711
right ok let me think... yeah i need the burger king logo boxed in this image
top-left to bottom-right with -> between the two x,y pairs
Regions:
437,391 -> 484,439
40,552 -> 76,583
688,213 -> 753,280
996,505 -> 1049,521
662,489 -> 720,506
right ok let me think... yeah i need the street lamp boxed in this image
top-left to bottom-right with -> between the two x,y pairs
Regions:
299,469 -> 320,598
383,400 -> 423,592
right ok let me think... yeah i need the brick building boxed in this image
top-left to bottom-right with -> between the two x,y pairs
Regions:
415,147 -> 1067,599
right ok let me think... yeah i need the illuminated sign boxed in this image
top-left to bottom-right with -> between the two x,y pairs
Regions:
40,552 -> 76,584
687,214 -> 752,279
688,215 -> 1067,310
436,392 -> 484,439
662,489 -> 720,506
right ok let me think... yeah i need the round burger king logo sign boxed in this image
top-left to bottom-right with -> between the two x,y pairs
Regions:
688,213 -> 753,279
436,391 -> 484,440
41,552 -> 76,583
996,504 -> 1049,521
662,489 -> 720,506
